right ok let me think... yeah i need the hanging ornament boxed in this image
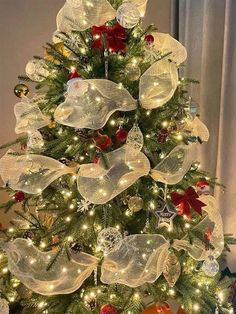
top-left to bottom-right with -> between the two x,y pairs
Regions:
92,23 -> 127,53
202,256 -> 219,277
116,2 -> 140,29
152,200 -> 177,229
77,199 -> 92,213
48,120 -> 57,129
14,191 -> 25,202
97,227 -> 122,254
144,34 -> 155,45
163,251 -> 181,287
125,62 -> 141,81
115,127 -> 128,142
100,304 -> 118,314
142,303 -> 173,314
196,180 -> 210,196
126,124 -> 144,153
85,294 -> 97,310
171,187 -> 206,218
45,42 -> 71,64
157,128 -> 169,144
93,131 -> 112,151
69,242 -> 84,254
0,298 -> 9,314
25,59 -> 49,82
27,131 -> 44,151
14,83 -> 29,98
128,196 -> 144,212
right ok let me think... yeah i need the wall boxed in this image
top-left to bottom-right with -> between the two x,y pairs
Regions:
0,0 -> 171,227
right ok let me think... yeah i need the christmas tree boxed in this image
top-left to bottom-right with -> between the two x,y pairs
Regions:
0,0 -> 235,313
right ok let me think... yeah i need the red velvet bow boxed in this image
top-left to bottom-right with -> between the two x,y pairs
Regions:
171,187 -> 206,218
91,23 -> 127,53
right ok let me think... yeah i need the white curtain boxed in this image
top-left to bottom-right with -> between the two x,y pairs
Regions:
172,0 -> 236,268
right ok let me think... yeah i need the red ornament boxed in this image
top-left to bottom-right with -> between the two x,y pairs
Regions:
94,131 -> 112,151
99,304 -> 118,314
115,127 -> 128,142
145,34 -> 155,45
93,156 -> 100,164
68,69 -> 81,81
196,180 -> 210,196
171,187 -> 206,218
142,303 -> 173,314
157,128 -> 169,144
14,191 -> 25,202
92,23 -> 127,53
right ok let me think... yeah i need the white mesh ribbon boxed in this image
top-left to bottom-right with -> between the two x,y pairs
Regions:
0,238 -> 99,296
56,0 -> 116,33
151,145 -> 194,185
54,79 -> 137,130
101,195 -> 224,287
77,146 -> 150,204
130,0 -> 148,16
185,117 -> 210,142
0,150 -> 73,194
14,97 -> 50,134
152,33 -> 187,65
139,59 -> 178,109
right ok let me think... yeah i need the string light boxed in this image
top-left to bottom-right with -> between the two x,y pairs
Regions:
193,304 -> 200,312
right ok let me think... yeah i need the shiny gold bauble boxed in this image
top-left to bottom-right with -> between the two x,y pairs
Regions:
125,63 -> 141,81
128,196 -> 144,212
48,120 -> 57,129
14,83 -> 29,98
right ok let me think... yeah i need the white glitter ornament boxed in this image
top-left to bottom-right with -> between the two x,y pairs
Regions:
116,2 -> 140,29
25,59 -> 49,82
0,298 -> 9,314
97,227 -> 122,254
202,256 -> 219,277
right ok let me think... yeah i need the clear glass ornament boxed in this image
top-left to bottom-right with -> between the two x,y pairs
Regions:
25,59 -> 49,82
116,2 -> 140,29
0,299 -> 9,314
202,256 -> 219,277
125,62 -> 141,81
97,227 -> 122,254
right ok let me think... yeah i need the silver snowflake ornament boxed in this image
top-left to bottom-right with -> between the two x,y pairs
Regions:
77,198 -> 92,213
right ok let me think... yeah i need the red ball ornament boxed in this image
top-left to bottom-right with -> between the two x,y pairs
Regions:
145,34 -> 155,45
94,132 -> 112,151
115,127 -> 128,142
99,304 -> 118,314
14,191 -> 25,202
157,128 -> 169,144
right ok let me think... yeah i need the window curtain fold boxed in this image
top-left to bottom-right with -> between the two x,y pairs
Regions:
171,0 -> 236,267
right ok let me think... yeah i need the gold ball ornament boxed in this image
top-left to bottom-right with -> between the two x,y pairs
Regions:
14,83 -> 29,98
128,196 -> 144,212
48,120 -> 57,129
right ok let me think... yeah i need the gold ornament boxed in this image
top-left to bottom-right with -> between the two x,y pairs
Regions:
48,120 -> 57,129
128,196 -> 144,212
163,251 -> 181,287
45,42 -> 71,64
125,62 -> 141,81
14,83 -> 29,98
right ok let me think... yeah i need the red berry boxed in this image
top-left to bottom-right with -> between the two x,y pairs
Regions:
145,34 -> 155,45
99,304 -> 117,314
14,191 -> 25,202
115,127 -> 128,142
